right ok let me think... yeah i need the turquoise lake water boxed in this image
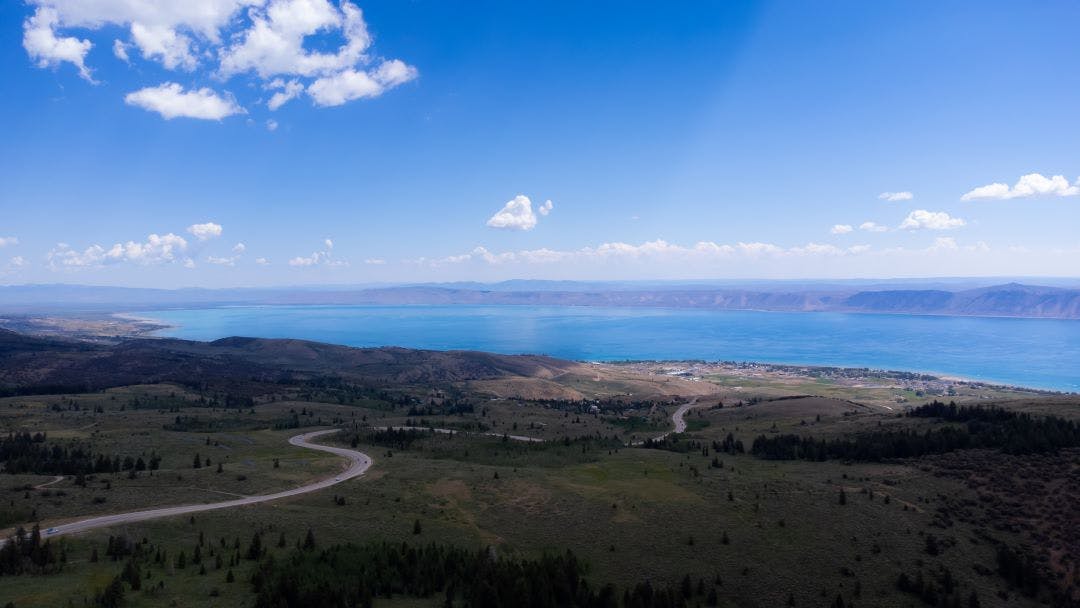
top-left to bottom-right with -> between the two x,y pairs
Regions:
141,305 -> 1080,392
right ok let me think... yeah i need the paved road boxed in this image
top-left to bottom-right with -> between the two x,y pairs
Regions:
668,397 -> 702,435
626,397 -> 703,445
28,429 -> 371,542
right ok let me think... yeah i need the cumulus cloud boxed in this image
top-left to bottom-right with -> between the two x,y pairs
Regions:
219,0 -> 369,78
267,80 -> 304,110
255,257 -> 270,265
899,210 -> 966,231
485,195 -> 554,231
186,222 -> 223,240
307,59 -> 418,107
22,0 -> 415,117
289,238 -> 345,267
47,232 -> 189,269
878,191 -> 913,202
0,256 -> 29,276
961,172 -> 1080,201
859,221 -> 889,232
125,83 -> 245,120
22,7 -> 94,82
130,21 -> 197,70
0,237 -> 18,247
364,258 -> 385,265
415,239 -> 872,268
830,224 -> 853,235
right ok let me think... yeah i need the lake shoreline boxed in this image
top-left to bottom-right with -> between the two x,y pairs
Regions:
132,304 -> 1080,394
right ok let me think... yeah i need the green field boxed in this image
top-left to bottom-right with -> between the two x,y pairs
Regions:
1,377 -> 1075,608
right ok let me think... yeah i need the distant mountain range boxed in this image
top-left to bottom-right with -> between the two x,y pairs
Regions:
2,281 -> 1080,320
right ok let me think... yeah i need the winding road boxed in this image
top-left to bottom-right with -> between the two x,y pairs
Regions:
667,397 -> 702,436
625,397 -> 704,445
18,401 -> 704,542
26,429 -> 371,542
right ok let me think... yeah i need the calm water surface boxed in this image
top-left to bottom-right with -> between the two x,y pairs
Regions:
141,305 -> 1080,392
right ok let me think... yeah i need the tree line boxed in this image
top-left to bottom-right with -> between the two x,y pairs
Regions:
750,401 -> 1080,462
0,525 -> 62,576
0,432 -> 159,476
252,540 -> 709,608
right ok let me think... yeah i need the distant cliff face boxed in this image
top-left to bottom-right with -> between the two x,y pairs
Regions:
320,284 -> 1080,319
838,284 -> 1080,319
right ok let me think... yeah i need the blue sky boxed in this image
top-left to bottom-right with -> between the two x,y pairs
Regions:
1,0 -> 1079,287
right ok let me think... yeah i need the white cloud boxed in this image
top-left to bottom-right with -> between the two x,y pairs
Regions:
219,0 -> 369,79
204,243 -> 246,267
22,7 -> 94,82
112,39 -> 129,62
486,195 -> 553,231
289,239 -> 345,267
878,191 -> 913,202
1,256 -> 29,276
22,0 -> 414,116
929,237 -> 958,251
830,224 -> 853,235
130,21 -> 196,70
859,221 -> 889,232
47,232 -> 188,269
307,60 -> 418,107
364,258 -> 385,265
899,210 -> 966,231
961,172 -> 1080,201
790,243 -> 846,256
736,242 -> 785,256
186,222 -> 223,240
125,83 -> 244,120
255,257 -> 270,265
267,79 -> 304,110
0,237 -> 18,247
416,239 -> 874,268
266,119 -> 279,131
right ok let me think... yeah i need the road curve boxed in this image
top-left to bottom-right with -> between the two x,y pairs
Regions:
626,397 -> 703,445
34,475 -> 65,490
668,397 -> 702,435
31,429 -> 370,542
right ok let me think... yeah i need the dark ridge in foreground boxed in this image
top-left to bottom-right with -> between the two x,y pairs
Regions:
0,328 -> 576,395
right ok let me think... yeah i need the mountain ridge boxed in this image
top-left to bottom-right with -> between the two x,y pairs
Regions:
2,282 -> 1080,319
